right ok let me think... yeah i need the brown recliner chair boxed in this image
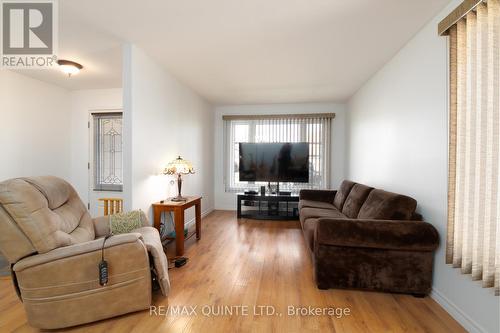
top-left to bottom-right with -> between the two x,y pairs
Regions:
0,176 -> 170,329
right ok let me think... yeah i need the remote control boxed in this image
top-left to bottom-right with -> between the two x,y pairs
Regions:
99,260 -> 108,286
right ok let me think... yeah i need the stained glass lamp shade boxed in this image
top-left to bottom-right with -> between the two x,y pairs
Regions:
163,156 -> 195,201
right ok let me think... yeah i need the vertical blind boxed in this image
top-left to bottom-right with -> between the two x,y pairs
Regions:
443,0 -> 499,295
223,114 -> 333,193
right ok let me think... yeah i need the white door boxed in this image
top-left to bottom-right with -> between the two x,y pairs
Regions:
88,110 -> 124,217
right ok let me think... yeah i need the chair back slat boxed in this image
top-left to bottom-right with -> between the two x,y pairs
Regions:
98,198 -> 123,216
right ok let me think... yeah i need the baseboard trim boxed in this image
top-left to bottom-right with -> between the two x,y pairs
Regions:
185,208 -> 214,228
430,288 -> 486,333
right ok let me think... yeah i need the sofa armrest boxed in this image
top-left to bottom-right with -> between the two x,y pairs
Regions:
92,211 -> 150,237
315,218 -> 439,252
299,189 -> 337,203
13,233 -> 143,272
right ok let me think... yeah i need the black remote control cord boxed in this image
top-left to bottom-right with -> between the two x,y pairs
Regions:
101,234 -> 112,261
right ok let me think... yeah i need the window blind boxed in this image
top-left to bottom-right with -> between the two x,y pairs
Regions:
223,114 -> 333,193
444,0 -> 499,295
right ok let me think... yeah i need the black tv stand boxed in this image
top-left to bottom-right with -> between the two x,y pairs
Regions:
237,193 -> 299,220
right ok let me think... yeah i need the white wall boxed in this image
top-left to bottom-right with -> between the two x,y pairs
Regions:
346,1 -> 499,332
214,103 -> 346,210
0,72 -> 125,218
123,44 -> 214,223
69,88 -> 123,216
0,70 -> 71,181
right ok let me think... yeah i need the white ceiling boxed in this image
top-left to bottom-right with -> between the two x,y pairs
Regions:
17,0 -> 449,104
12,5 -> 123,91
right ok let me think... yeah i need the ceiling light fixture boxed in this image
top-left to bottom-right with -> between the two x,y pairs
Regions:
57,59 -> 83,77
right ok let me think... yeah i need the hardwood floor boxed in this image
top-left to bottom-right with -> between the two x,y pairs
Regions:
0,210 -> 466,332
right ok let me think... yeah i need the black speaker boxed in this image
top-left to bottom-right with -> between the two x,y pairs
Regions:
260,186 -> 266,196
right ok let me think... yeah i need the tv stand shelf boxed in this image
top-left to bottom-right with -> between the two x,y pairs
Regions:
237,193 -> 299,220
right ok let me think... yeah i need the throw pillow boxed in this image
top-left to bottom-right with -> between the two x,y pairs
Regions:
110,210 -> 142,235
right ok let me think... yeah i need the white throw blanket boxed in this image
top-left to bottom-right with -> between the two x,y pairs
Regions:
133,226 -> 170,296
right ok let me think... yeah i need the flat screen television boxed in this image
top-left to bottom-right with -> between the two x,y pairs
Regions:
239,142 -> 309,183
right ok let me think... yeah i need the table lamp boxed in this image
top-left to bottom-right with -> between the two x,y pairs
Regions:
164,156 -> 195,201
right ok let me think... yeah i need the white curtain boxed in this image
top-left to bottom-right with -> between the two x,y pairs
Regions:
447,0 -> 500,295
223,115 -> 333,193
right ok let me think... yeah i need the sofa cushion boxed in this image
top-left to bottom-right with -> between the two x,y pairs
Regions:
299,190 -> 337,204
341,184 -> 374,218
358,189 -> 417,220
299,200 -> 335,211
300,207 -> 346,227
333,180 -> 356,210
315,218 -> 439,251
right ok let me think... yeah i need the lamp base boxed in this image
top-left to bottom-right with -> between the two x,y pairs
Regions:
171,196 -> 187,202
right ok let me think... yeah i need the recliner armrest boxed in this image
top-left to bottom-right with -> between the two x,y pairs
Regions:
92,215 -> 110,237
299,189 -> 337,203
13,233 -> 143,272
315,218 -> 439,252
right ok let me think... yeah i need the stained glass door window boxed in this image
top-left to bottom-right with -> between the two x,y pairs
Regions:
92,113 -> 123,191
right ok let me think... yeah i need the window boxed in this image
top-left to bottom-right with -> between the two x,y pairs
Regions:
223,114 -> 334,193
440,0 -> 499,295
92,112 -> 123,191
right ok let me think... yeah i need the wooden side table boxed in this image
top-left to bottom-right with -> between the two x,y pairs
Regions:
152,196 -> 202,256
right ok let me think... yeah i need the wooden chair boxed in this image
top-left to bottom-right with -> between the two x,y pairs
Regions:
98,198 -> 123,216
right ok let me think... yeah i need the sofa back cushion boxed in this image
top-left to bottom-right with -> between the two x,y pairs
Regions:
358,189 -> 417,220
333,180 -> 356,210
342,184 -> 374,218
0,176 -> 95,255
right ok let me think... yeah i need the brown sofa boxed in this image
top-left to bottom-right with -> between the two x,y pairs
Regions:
299,180 -> 439,296
0,176 -> 170,329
